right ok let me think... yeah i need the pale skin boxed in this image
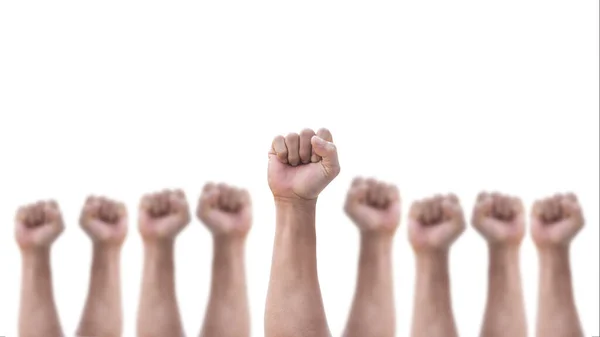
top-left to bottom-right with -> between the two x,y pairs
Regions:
472,192 -> 527,337
265,127 -> 340,337
136,189 -> 190,337
408,194 -> 465,337
77,196 -> 128,337
16,200 -> 65,337
532,193 -> 584,337
342,178 -> 400,337
197,183 -> 252,337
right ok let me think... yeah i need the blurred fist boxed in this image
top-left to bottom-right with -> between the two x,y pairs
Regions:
344,177 -> 401,235
531,193 -> 584,248
197,183 -> 252,237
80,196 -> 128,247
408,194 -> 465,252
472,192 -> 525,247
138,189 -> 191,241
15,200 -> 64,251
268,128 -> 340,200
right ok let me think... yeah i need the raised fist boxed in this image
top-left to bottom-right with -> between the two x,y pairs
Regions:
80,196 -> 128,247
531,193 -> 584,248
472,192 -> 525,247
15,200 -> 64,251
138,189 -> 191,241
268,128 -> 340,201
196,183 -> 252,238
344,177 -> 401,235
408,194 -> 466,252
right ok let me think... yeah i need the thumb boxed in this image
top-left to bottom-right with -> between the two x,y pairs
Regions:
311,136 -> 340,176
472,198 -> 493,229
34,222 -> 64,243
85,219 -> 111,240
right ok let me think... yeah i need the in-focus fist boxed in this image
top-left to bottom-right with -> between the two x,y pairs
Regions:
344,177 -> 401,235
268,128 -> 340,201
408,194 -> 465,252
15,200 -> 64,251
197,183 -> 252,238
138,189 -> 191,241
472,192 -> 525,247
531,193 -> 584,248
80,196 -> 128,247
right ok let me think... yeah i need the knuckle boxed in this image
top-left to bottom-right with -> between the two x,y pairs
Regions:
300,128 -> 315,136
285,133 -> 299,141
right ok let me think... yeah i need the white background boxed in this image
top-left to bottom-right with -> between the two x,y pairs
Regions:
0,1 -> 598,336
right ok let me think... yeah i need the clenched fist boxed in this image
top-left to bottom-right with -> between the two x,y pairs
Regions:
408,194 -> 466,252
138,189 -> 191,241
268,128 -> 340,201
197,183 -> 252,238
472,192 -> 525,247
344,178 -> 401,235
80,196 -> 128,247
531,193 -> 584,248
15,200 -> 64,251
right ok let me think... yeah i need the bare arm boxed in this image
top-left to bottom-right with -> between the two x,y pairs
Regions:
16,200 -> 64,337
343,235 -> 395,337
19,250 -> 63,337
137,241 -> 184,337
265,127 -> 339,337
473,192 -> 527,337
200,237 -> 250,337
265,199 -> 330,337
411,251 -> 458,337
480,246 -> 527,337
77,246 -> 123,337
136,189 -> 190,337
408,194 -> 464,337
531,193 -> 584,337
536,248 -> 583,337
76,196 -> 127,337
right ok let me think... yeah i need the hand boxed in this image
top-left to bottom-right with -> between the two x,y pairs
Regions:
138,189 -> 191,242
80,196 -> 128,247
408,194 -> 465,253
344,177 -> 401,235
196,183 -> 252,238
15,200 -> 64,251
268,128 -> 340,201
472,192 -> 525,247
531,193 -> 584,248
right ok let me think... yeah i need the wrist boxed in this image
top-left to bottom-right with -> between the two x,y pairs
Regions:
416,249 -> 449,265
92,243 -> 122,259
213,235 -> 246,250
361,233 -> 393,251
416,250 -> 450,280
537,244 -> 570,256
143,239 -> 175,254
488,243 -> 520,258
538,245 -> 570,265
413,245 -> 450,259
274,196 -> 317,209
274,197 -> 316,233
21,247 -> 51,262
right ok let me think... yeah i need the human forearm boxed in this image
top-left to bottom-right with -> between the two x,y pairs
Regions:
137,241 -> 184,337
265,198 -> 330,337
77,245 -> 122,337
411,251 -> 458,337
481,246 -> 526,337
200,237 -> 249,337
536,247 -> 583,337
19,250 -> 63,337
343,235 -> 395,337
